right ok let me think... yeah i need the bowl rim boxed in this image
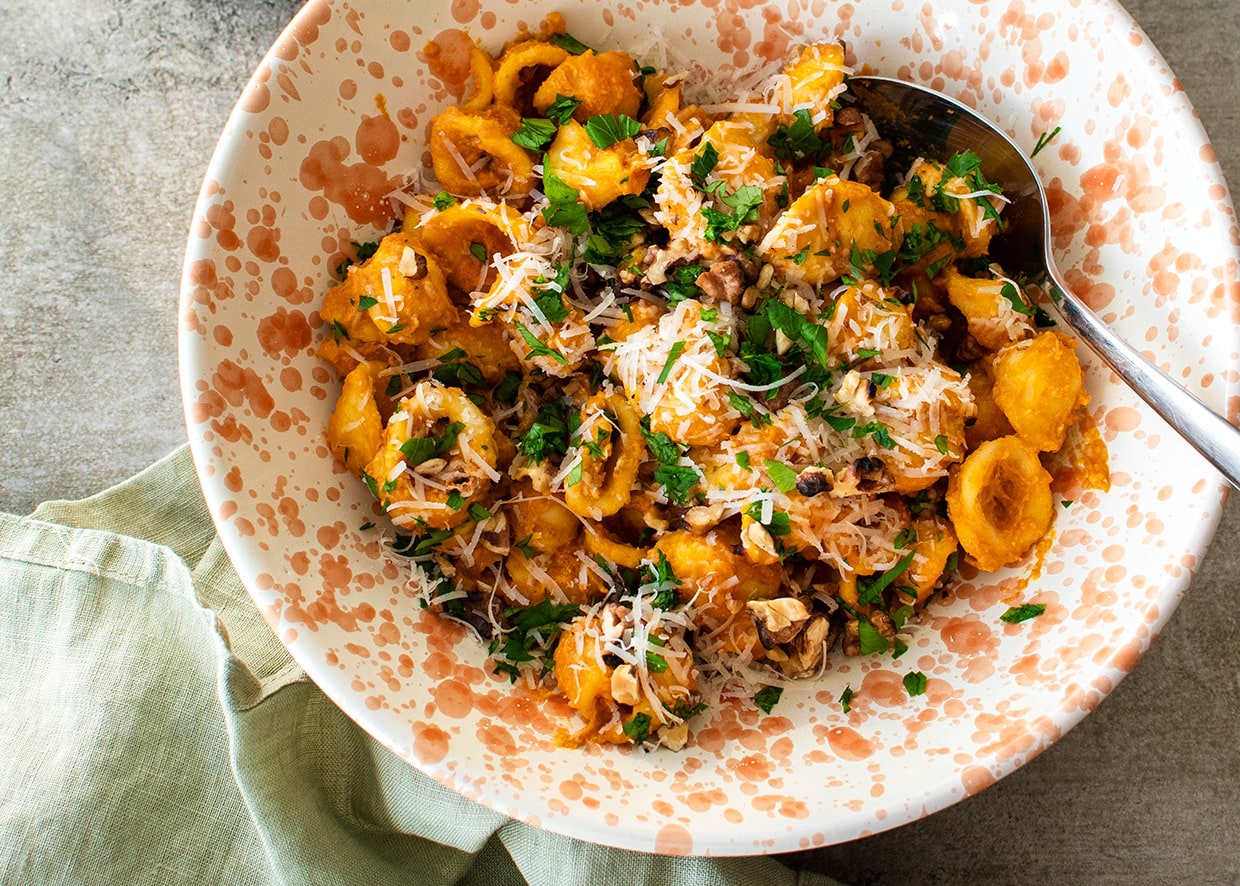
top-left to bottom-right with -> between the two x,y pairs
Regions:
178,0 -> 1240,855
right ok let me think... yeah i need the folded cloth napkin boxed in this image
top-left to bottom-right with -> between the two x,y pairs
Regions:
0,445 -> 842,885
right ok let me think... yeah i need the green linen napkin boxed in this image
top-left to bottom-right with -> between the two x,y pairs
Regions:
0,445 -> 842,885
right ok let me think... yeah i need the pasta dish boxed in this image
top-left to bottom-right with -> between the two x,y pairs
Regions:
316,17 -> 1104,750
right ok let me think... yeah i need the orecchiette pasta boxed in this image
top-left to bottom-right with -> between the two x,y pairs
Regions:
317,19 -> 1108,751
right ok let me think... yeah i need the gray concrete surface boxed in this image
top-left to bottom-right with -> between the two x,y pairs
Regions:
0,0 -> 1236,881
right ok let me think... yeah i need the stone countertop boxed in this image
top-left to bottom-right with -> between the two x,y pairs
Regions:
0,0 -> 1236,881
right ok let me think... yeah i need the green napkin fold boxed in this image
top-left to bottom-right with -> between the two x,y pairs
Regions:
0,445 -> 842,885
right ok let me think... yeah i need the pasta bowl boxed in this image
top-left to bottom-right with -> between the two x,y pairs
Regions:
178,0 -> 1240,855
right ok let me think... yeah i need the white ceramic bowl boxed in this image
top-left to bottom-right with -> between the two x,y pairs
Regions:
179,0 -> 1240,855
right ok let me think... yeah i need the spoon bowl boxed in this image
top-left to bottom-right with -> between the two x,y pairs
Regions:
849,75 -> 1240,490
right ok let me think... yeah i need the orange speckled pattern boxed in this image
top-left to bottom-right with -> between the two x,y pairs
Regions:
178,0 -> 1240,856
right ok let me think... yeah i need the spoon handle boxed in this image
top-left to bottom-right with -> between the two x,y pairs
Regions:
1046,265 -> 1240,490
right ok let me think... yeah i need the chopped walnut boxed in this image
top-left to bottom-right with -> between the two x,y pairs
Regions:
694,259 -> 746,304
747,597 -> 812,648
831,456 -> 892,497
741,519 -> 780,564
781,614 -> 835,676
795,466 -> 833,497
399,246 -> 428,279
852,149 -> 886,192
835,370 -> 876,418
610,664 -> 642,706
684,503 -> 726,533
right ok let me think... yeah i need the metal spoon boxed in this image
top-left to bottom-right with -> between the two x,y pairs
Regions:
848,75 -> 1240,490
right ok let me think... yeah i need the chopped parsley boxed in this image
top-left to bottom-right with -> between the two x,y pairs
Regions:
1001,281 -> 1035,316
1000,603 -> 1047,624
855,551 -> 917,606
399,420 -> 464,465
839,685 -> 853,714
584,113 -> 641,149
656,341 -> 686,384
548,32 -> 592,55
513,321 -> 568,365
743,501 -> 791,537
493,370 -> 522,406
762,459 -> 799,494
1031,126 -> 1062,158
623,712 -> 652,743
640,417 -> 700,504
690,141 -> 719,186
333,239 -> 380,279
664,263 -> 704,304
903,671 -> 928,697
491,596 -> 581,677
391,527 -> 456,557
701,183 -> 764,242
851,420 -> 895,449
511,117 -> 557,150
640,419 -> 684,465
516,399 -> 571,462
705,329 -> 730,357
653,464 -> 700,505
768,108 -> 825,162
431,191 -> 457,211
753,685 -> 783,714
856,617 -> 890,655
531,265 -> 571,324
539,161 -> 590,235
544,94 -> 581,126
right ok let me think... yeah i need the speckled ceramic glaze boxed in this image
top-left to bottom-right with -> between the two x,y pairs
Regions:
178,0 -> 1240,855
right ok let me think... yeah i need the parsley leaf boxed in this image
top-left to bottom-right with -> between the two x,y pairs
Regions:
490,371 -> 521,407
540,161 -> 590,235
584,113 -> 641,149
516,399 -> 570,462
753,685 -> 783,714
623,712 -> 652,743
664,264 -> 703,304
856,551 -> 917,606
768,109 -> 825,162
702,184 -> 764,242
1031,126 -> 1062,158
856,617 -> 890,655
656,341 -> 687,384
399,421 -> 465,465
705,329 -> 731,357
431,191 -> 457,211
334,239 -> 380,279
653,464 -> 700,505
1001,281 -> 1035,316
640,419 -> 684,465
761,300 -> 830,371
762,459 -> 799,494
544,94 -> 581,125
532,265 -> 571,324
690,142 -> 719,186
549,32 -> 592,55
513,321 -> 568,365
743,501 -> 791,537
496,597 -> 581,665
511,117 -> 557,150
903,672 -> 928,697
1000,603 -> 1047,624
391,527 -> 456,557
